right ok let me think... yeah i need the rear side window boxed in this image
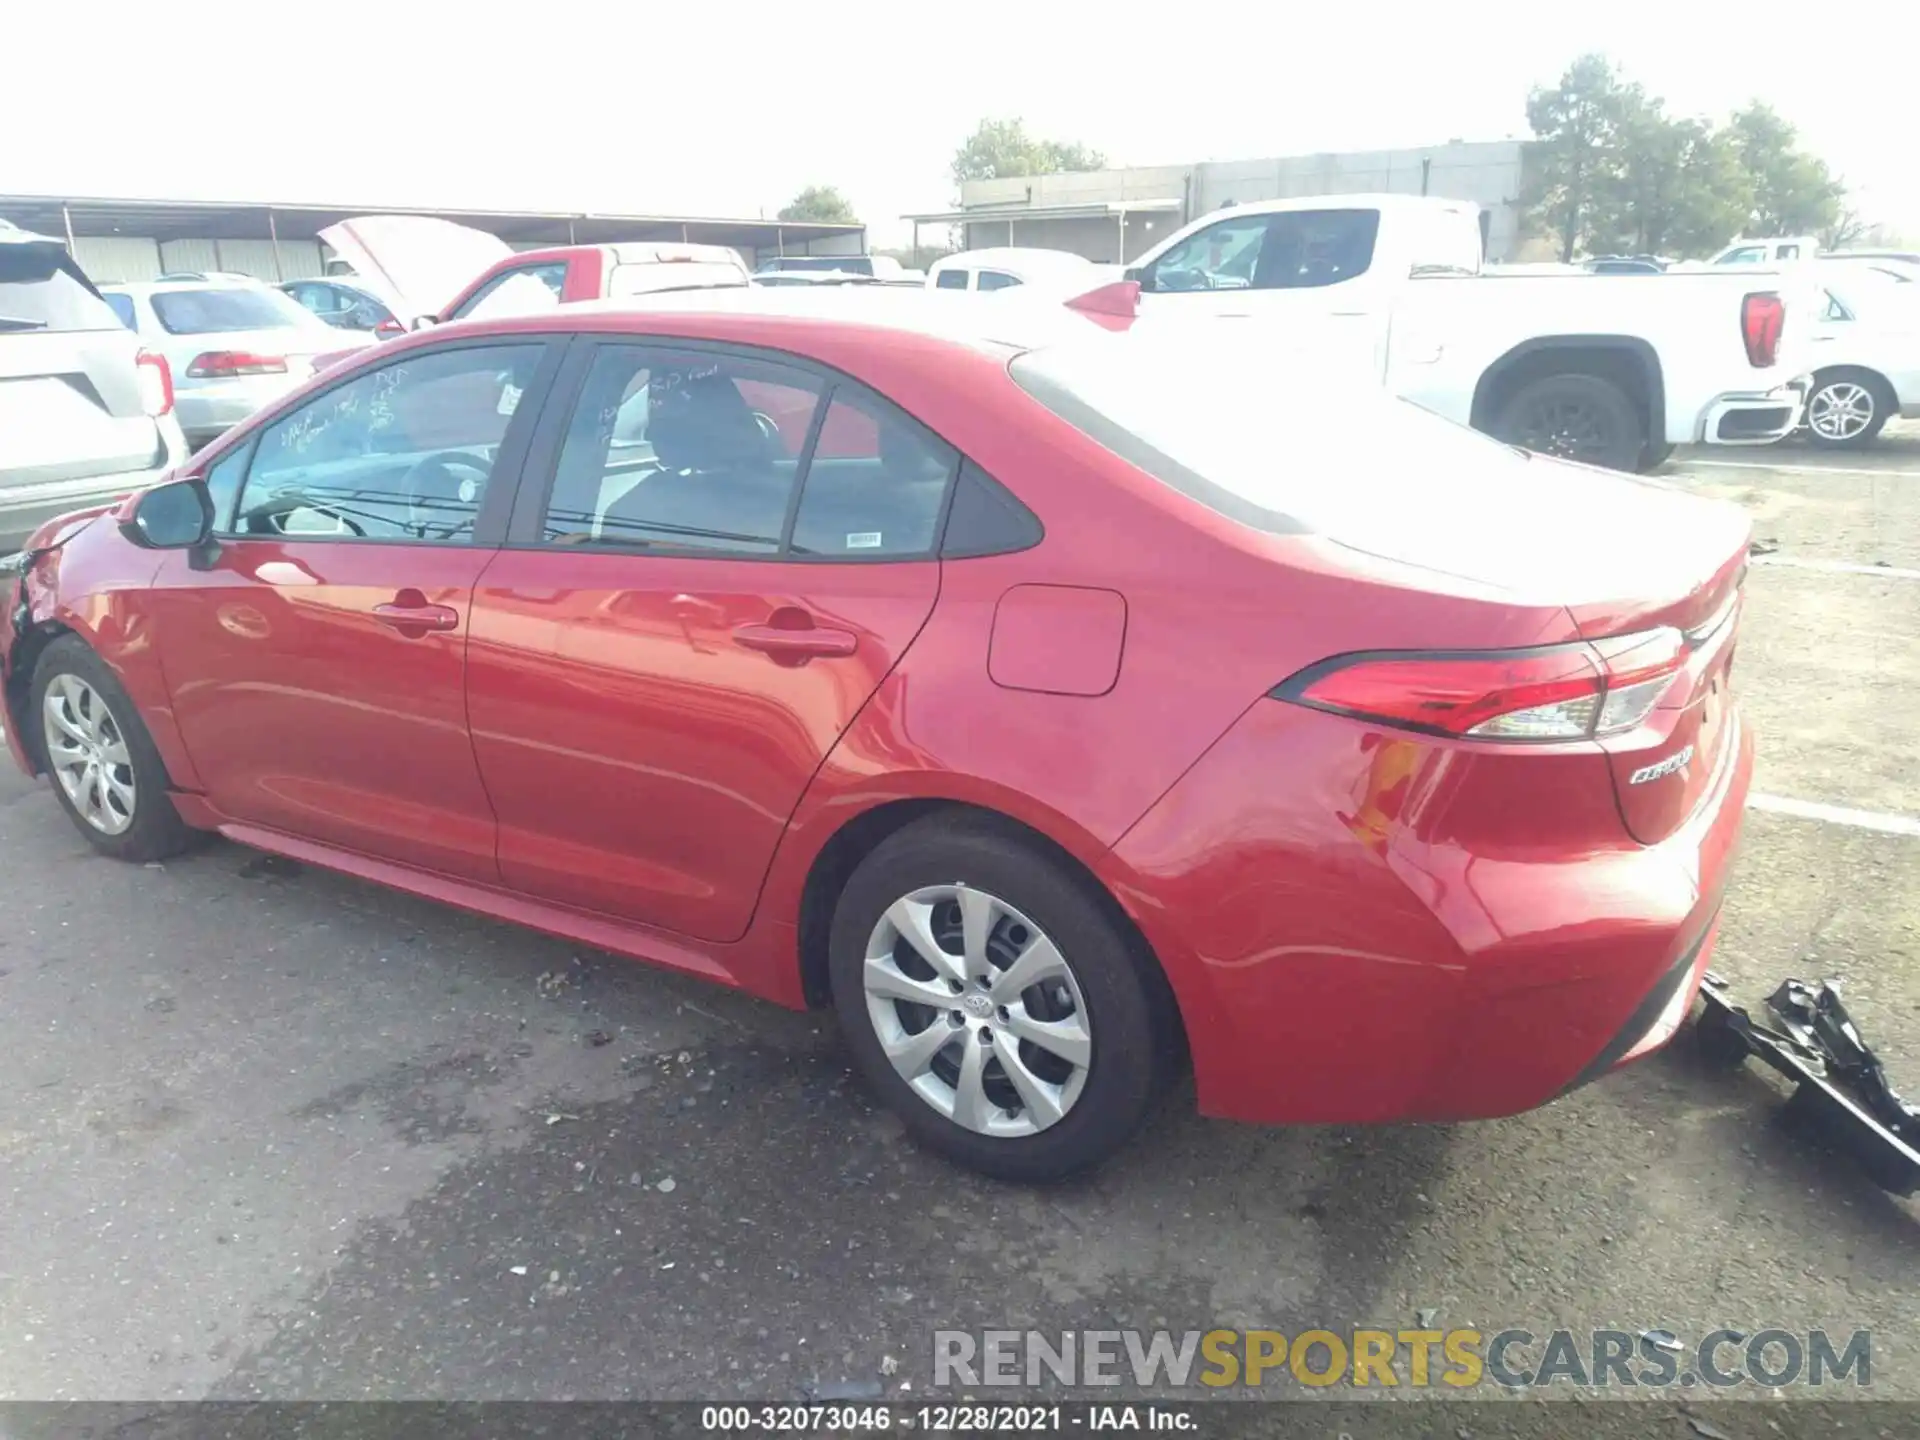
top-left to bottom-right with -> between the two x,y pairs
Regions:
539,344 -> 827,553
977,271 -> 1022,291
151,287 -> 315,335
607,262 -> 748,297
934,269 -> 970,290
0,244 -> 125,332
788,390 -> 956,557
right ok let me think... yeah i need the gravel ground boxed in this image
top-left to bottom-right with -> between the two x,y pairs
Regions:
1,429 -> 1916,1432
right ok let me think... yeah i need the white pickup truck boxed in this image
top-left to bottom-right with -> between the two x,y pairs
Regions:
1121,194 -> 1815,471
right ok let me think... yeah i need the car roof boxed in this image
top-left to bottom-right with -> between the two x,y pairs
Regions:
102,278 -> 275,295
1188,192 -> 1477,222
428,283 -> 1127,356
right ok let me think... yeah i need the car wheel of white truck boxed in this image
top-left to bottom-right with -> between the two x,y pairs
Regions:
1491,373 -> 1646,472
1803,369 -> 1893,450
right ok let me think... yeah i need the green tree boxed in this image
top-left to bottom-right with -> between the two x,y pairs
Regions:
1594,106 -> 1751,257
951,118 -> 1107,186
1521,54 -> 1637,261
1728,103 -> 1844,236
777,186 -> 858,224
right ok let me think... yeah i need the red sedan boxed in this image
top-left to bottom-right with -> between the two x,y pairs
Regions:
0,288 -> 1752,1181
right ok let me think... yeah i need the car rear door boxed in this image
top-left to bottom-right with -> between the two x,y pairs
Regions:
141,337 -> 563,880
1,236 -> 169,511
464,338 -> 953,943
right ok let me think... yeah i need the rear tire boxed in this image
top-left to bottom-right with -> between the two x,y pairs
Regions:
1804,369 -> 1893,449
827,814 -> 1172,1183
30,635 -> 200,863
1491,372 -> 1647,472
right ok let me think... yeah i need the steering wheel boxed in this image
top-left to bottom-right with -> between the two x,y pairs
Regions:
400,451 -> 492,538
750,411 -> 784,447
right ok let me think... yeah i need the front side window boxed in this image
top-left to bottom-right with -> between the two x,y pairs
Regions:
934,268 -> 970,290
1141,214 -> 1271,292
540,345 -> 825,553
452,263 -> 567,321
227,343 -> 544,542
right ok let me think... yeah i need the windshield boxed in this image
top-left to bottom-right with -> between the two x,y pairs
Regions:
0,243 -> 125,332
151,286 -> 329,335
1009,332 -> 1515,536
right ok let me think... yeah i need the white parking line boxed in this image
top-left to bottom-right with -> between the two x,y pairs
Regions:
1749,793 -> 1920,837
1673,459 -> 1920,480
1749,555 -> 1920,580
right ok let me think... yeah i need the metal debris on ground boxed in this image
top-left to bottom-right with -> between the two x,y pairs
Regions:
1747,537 -> 1780,556
1694,973 -> 1920,1195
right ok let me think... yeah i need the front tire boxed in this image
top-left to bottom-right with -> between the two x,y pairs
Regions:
827,815 -> 1172,1182
1804,369 -> 1893,449
1491,373 -> 1647,472
31,635 -> 199,863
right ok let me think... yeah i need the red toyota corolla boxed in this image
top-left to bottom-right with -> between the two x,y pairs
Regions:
0,287 -> 1752,1181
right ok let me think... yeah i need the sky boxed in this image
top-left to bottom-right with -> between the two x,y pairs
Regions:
7,2 -> 1913,249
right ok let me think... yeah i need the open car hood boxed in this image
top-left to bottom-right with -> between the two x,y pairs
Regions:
317,215 -> 515,318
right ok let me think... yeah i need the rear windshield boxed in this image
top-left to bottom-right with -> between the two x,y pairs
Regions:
766,256 -> 873,274
0,244 -> 126,332
608,262 -> 751,297
1009,333 -> 1511,535
150,286 -> 316,335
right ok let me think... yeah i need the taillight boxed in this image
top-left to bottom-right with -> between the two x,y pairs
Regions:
1740,292 -> 1784,367
1278,629 -> 1686,742
185,351 -> 288,378
134,349 -> 174,416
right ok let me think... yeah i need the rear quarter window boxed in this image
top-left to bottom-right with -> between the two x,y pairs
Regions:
103,292 -> 138,329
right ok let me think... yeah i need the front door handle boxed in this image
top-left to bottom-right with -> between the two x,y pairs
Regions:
733,621 -> 857,661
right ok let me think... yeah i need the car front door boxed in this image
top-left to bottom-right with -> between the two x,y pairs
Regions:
142,338 -> 560,880
1133,208 -> 1391,380
464,340 -> 953,943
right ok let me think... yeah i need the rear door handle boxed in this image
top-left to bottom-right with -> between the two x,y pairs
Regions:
732,622 -> 857,661
373,601 -> 460,634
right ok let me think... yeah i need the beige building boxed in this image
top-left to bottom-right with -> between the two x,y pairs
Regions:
908,140 -> 1531,265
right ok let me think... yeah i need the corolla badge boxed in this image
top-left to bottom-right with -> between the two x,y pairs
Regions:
1629,745 -> 1695,785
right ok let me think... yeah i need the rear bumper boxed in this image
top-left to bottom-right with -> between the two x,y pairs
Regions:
1693,375 -> 1809,445
0,416 -> 186,550
1107,699 -> 1754,1127
175,371 -> 310,444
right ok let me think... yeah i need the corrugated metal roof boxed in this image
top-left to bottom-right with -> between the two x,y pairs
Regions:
0,195 -> 864,251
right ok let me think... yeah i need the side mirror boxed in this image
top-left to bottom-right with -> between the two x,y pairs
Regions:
1124,265 -> 1152,293
121,479 -> 213,550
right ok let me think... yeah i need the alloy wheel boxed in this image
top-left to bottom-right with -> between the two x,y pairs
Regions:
861,883 -> 1093,1137
1807,381 -> 1876,441
1513,396 -> 1616,463
42,673 -> 137,836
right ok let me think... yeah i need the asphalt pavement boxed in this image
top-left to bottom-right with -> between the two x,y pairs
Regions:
2,430 -> 1917,1422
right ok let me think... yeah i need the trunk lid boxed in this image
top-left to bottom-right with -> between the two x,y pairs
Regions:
1,234 -> 163,489
1275,404 -> 1751,848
